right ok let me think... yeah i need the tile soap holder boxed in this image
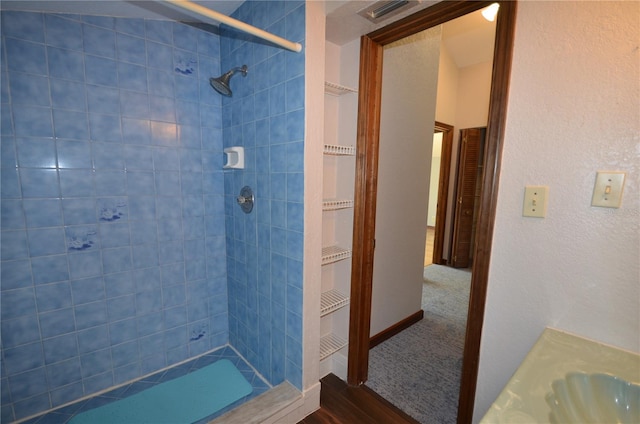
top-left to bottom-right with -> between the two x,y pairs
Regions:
223,146 -> 244,169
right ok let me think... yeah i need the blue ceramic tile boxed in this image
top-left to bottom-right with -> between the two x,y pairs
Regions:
3,342 -> 44,376
120,91 -> 149,119
86,85 -> 119,115
5,39 -> 47,75
133,267 -> 160,293
151,121 -> 178,147
174,74 -> 199,101
286,172 -> 303,203
255,118 -> 269,146
31,255 -> 69,285
19,169 -> 59,198
42,333 -> 78,365
62,198 -> 96,226
89,113 -> 121,143
149,96 -> 175,123
79,348 -> 111,377
172,23 -> 199,52
102,247 -> 132,274
45,357 -> 82,389
95,195 -> 126,224
154,171 -> 181,196
121,118 -> 151,146
270,227 -> 286,256
84,55 -> 118,87
65,224 -> 99,253
45,14 -> 83,50
15,138 -> 56,169
70,275 -> 104,305
157,218 -> 183,243
56,140 -> 91,169
1,287 -> 36,320
8,367 -> 48,402
107,295 -> 135,321
158,240 -> 183,264
285,47 -> 304,79
0,314 -> 40,348
286,230 -> 302,261
82,15 -> 114,29
12,105 -> 53,138
74,301 -> 108,330
59,169 -> 94,197
128,220 -> 156,246
180,125 -> 203,150
137,311 -> 163,336
35,282 -> 73,312
147,69 -> 174,98
23,198 -> 62,228
115,17 -> 145,37
53,109 -> 89,140
1,135 -> 17,168
94,170 -> 126,196
127,196 -> 155,221
270,173 -> 286,200
180,172 -> 203,195
285,4 -> 305,42
182,216 -> 204,238
131,243 -> 159,269
50,79 -> 86,111
2,11 -> 45,43
146,41 -> 173,70
116,33 -> 146,65
111,339 -> 138,367
286,202 -> 303,232
269,83 -> 286,116
47,47 -> 85,82
118,63 -> 148,93
104,271 -> 134,299
145,20 -> 172,44
67,251 -> 102,280
136,290 -> 162,315
271,201 -> 285,229
1,199 -> 25,229
122,145 -> 152,170
286,141 -> 303,173
13,393 -> 50,420
0,259 -> 32,290
39,307 -> 75,338
27,227 -> 65,257
152,147 -> 179,171
156,197 -> 182,219
175,100 -> 200,126
286,110 -> 304,142
50,382 -> 83,408
126,171 -> 154,196
285,76 -> 304,112
8,72 -> 50,107
83,24 -> 116,58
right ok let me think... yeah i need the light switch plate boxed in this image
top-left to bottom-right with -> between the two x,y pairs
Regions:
591,171 -> 625,208
523,186 -> 548,218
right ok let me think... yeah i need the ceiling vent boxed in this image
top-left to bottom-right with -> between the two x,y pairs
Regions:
357,0 -> 420,23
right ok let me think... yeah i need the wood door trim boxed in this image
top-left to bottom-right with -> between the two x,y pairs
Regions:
347,2 -> 518,423
433,121 -> 454,265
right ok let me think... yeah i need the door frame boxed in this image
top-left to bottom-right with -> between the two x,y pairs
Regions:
346,2 -> 517,423
432,121 -> 454,265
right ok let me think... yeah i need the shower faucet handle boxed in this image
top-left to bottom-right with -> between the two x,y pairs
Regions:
236,186 -> 254,214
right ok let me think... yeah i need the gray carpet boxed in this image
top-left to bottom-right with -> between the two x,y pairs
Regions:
366,265 -> 472,423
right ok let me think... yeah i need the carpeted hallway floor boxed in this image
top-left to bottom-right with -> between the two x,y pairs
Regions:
366,265 -> 472,423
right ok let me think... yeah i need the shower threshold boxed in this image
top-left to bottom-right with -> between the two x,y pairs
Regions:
21,346 -> 297,424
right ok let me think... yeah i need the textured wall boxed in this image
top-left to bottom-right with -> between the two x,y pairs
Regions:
219,1 -> 305,389
0,11 -> 228,421
474,1 -> 639,421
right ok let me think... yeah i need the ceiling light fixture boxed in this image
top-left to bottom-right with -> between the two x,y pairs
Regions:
481,3 -> 500,22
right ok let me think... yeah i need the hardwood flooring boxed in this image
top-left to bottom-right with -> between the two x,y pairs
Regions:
298,374 -> 419,424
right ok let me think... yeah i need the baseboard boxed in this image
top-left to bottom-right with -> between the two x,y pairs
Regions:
369,310 -> 424,349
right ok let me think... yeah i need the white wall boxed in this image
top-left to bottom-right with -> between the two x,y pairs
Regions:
427,133 -> 442,227
370,27 -> 441,335
474,1 -> 640,421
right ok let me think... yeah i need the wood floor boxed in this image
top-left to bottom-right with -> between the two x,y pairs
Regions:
298,374 -> 419,424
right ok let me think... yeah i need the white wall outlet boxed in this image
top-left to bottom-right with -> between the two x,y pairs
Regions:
591,171 -> 625,208
523,186 -> 548,218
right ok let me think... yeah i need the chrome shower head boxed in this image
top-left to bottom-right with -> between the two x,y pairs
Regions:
209,65 -> 248,97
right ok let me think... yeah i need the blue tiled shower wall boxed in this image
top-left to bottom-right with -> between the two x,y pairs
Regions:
220,1 -> 305,391
0,5 -> 305,421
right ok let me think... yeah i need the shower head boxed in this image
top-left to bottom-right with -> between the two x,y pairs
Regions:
209,65 -> 248,97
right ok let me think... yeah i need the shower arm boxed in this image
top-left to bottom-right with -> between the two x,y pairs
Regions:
165,0 -> 303,53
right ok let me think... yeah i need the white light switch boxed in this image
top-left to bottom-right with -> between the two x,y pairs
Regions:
523,186 -> 548,218
591,171 -> 625,208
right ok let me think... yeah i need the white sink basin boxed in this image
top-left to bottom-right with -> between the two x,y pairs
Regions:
546,372 -> 640,424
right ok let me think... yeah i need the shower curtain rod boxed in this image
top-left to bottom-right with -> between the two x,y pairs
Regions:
165,0 -> 303,53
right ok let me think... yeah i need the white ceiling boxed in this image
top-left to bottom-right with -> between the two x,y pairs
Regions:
0,0 -> 495,69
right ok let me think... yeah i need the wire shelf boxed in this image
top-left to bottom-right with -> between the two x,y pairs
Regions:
321,290 -> 350,316
322,246 -> 352,265
324,81 -> 358,96
320,333 -> 348,361
322,199 -> 354,211
323,144 -> 356,156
